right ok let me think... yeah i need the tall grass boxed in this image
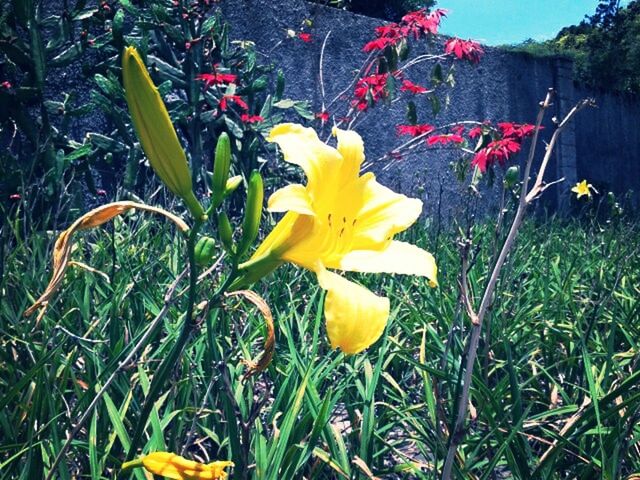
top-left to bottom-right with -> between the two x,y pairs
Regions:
1,203 -> 639,478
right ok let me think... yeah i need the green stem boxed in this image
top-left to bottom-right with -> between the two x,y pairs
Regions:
125,219 -> 203,461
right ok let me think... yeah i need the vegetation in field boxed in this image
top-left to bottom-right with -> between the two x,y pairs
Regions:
1,1 -> 639,479
506,0 -> 640,94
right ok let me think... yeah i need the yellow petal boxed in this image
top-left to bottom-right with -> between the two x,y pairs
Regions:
267,123 -> 342,197
339,241 -> 438,287
351,174 -> 423,249
333,127 -> 365,182
268,184 -> 315,215
316,267 -> 390,354
141,452 -> 233,479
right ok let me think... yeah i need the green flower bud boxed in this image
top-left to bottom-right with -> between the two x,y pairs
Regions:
217,211 -> 235,253
194,236 -> 217,267
122,46 -> 204,219
224,175 -> 243,198
237,171 -> 263,257
211,133 -> 231,208
504,165 -> 520,188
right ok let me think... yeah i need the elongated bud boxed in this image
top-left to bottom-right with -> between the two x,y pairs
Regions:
194,236 -> 217,266
217,212 -> 235,253
237,171 -> 263,256
211,133 -> 231,208
122,46 -> 204,219
224,175 -> 243,198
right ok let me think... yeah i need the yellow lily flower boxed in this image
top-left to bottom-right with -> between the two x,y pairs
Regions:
571,179 -> 596,199
122,452 -> 233,480
236,123 -> 437,354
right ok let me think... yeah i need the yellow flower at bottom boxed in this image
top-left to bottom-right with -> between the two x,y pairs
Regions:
572,180 -> 596,199
122,452 -> 233,480
234,123 -> 438,354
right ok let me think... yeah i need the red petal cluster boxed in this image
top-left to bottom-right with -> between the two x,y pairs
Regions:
426,134 -> 464,146
220,94 -> 248,111
396,124 -> 435,137
315,110 -> 330,123
241,114 -> 264,123
352,73 -> 390,111
471,122 -> 537,172
444,38 -> 484,64
298,32 -> 312,43
400,79 -> 430,94
196,72 -> 238,89
363,8 -> 447,52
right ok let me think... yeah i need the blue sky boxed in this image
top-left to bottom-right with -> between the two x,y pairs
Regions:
439,0 -> 631,46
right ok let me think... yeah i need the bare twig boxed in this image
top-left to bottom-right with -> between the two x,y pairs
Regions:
441,91 -> 593,479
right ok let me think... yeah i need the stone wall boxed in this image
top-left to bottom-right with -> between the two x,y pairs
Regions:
218,0 -> 640,217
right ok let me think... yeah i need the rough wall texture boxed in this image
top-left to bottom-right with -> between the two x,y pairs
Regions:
218,0 -> 640,217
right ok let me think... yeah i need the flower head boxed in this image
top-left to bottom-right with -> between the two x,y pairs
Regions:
572,180 -> 596,199
234,124 -> 437,354
298,32 -> 312,43
445,38 -> 484,64
122,452 -> 233,480
196,72 -> 238,89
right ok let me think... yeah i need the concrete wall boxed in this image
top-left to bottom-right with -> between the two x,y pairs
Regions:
218,0 -> 640,217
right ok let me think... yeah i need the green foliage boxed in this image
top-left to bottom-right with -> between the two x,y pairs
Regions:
2,196 -> 639,477
310,0 -> 436,22
506,0 -> 640,94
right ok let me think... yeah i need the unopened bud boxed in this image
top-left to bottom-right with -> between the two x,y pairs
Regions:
504,165 -> 520,188
194,236 -> 217,266
211,133 -> 231,208
217,212 -> 234,253
237,171 -> 263,257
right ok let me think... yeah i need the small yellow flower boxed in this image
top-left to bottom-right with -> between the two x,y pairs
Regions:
235,123 -> 437,354
572,180 -> 596,199
122,452 -> 233,480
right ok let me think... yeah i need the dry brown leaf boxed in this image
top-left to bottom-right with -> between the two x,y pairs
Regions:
225,289 -> 275,381
25,201 -> 189,321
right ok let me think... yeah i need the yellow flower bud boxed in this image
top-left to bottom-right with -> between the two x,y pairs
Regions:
122,46 -> 204,219
224,175 -> 243,197
237,171 -> 263,257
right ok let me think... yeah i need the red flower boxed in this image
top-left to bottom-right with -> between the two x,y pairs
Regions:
497,122 -> 537,140
397,124 -> 435,137
315,110 -> 330,123
469,126 -> 484,139
426,133 -> 464,146
401,9 -> 447,39
363,23 -> 403,52
241,114 -> 264,123
298,32 -> 312,43
1,81 -> 12,89
471,138 -> 521,172
196,72 -> 238,89
220,94 -> 248,111
352,73 -> 391,111
400,79 -> 430,94
445,38 -> 484,64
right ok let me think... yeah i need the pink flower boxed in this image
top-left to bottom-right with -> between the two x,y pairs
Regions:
427,133 -> 464,146
220,94 -> 248,111
9,193 -> 21,200
298,33 -> 312,43
400,79 -> 430,94
1,81 -> 12,89
196,72 -> 238,89
241,114 -> 264,123
315,110 -> 330,123
445,38 -> 484,64
96,189 -> 107,196
396,124 -> 435,137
